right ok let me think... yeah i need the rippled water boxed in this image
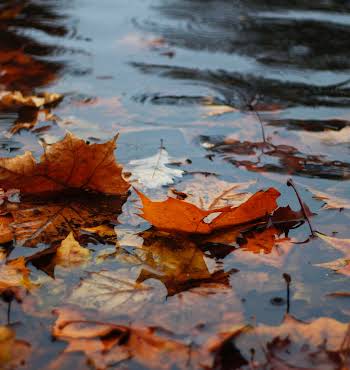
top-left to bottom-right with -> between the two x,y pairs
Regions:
1,0 -> 350,368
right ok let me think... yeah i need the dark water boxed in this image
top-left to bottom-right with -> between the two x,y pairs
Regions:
1,0 -> 350,368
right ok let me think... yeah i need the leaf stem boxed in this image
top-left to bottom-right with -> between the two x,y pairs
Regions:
287,178 -> 315,237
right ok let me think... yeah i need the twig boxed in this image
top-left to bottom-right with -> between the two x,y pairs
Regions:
287,178 -> 315,237
247,98 -> 266,144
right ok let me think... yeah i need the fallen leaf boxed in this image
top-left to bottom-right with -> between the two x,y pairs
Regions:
0,257 -> 33,295
136,187 -> 280,234
53,307 -> 190,370
7,193 -> 126,247
233,228 -> 293,268
0,91 -> 62,110
173,174 -> 255,210
54,232 -> 91,267
315,232 -> 350,276
0,132 -> 129,196
68,269 -> 152,314
136,230 -> 237,296
231,315 -> 350,369
304,185 -> 350,210
238,226 -> 287,254
202,105 -> 237,117
200,135 -> 350,180
127,148 -> 184,189
0,216 -> 13,244
203,325 -> 250,370
0,326 -> 31,369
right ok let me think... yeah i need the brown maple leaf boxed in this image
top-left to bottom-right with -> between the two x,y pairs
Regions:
0,133 -> 129,246
136,187 -> 280,234
0,132 -> 129,196
6,192 -> 126,247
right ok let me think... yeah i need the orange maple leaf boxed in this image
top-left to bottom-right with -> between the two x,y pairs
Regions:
136,187 -> 280,234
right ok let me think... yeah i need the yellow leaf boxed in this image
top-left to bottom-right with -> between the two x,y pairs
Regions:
55,232 -> 91,268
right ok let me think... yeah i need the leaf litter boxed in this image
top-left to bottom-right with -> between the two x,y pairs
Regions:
0,2 -> 350,369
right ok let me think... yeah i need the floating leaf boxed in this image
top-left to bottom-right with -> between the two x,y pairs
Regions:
0,132 -> 130,196
173,174 -> 255,210
136,187 -> 280,234
0,91 -> 62,110
127,148 -> 184,188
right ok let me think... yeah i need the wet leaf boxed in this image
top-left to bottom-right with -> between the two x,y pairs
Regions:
7,193 -> 125,247
136,187 -> 280,234
0,91 -> 62,110
233,227 -> 293,268
238,226 -> 288,254
0,215 -> 13,244
53,307 -> 190,370
0,326 -> 31,369
202,105 -> 237,117
200,135 -> 350,180
136,230 -> 237,296
0,132 -> 130,196
173,174 -> 255,210
54,232 -> 91,267
232,315 -> 350,369
68,270 -> 152,314
127,148 -> 184,189
0,257 -> 34,298
315,232 -> 350,276
305,185 -> 350,210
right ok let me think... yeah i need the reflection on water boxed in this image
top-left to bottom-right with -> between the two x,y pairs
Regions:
1,1 -> 350,368
0,0 -> 72,92
132,0 -> 350,180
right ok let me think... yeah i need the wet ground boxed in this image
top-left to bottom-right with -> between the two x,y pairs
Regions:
1,0 -> 350,369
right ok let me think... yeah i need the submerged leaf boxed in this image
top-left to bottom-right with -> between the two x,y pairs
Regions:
8,193 -> 126,247
68,270 -> 152,314
0,326 -> 31,369
315,232 -> 350,276
232,315 -> 350,369
53,308 -> 191,370
136,230 -> 237,296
